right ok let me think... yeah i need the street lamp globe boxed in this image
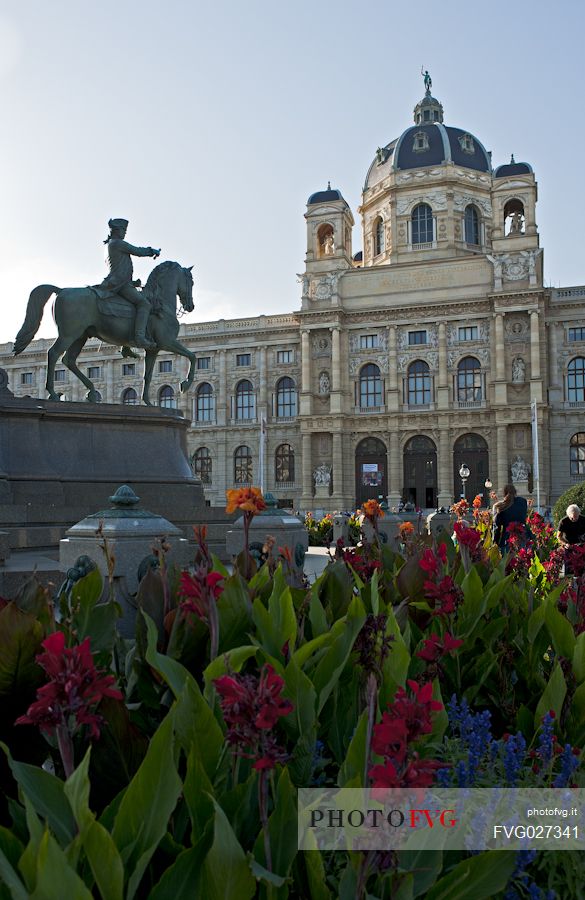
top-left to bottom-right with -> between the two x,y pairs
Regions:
459,464 -> 470,480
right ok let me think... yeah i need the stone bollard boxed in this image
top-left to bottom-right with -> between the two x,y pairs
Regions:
426,511 -> 454,541
226,496 -> 308,585
333,513 -> 349,546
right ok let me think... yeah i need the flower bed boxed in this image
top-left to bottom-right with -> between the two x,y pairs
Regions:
0,493 -> 583,897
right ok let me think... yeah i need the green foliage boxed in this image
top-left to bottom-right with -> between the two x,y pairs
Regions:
553,479 -> 585,525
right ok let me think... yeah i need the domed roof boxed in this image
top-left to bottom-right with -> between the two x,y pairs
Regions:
494,156 -> 533,178
393,124 -> 491,173
307,182 -> 347,206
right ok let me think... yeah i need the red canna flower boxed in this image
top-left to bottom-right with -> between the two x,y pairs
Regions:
16,631 -> 122,741
179,570 -> 224,621
416,631 -> 463,662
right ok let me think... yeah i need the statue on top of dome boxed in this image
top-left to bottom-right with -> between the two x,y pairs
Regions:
421,67 -> 432,93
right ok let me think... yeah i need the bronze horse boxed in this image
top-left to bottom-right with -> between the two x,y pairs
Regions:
14,261 -> 195,406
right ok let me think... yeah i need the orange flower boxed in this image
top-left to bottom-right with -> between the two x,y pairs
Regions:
193,524 -> 207,542
226,487 -> 267,515
399,521 -> 415,538
363,499 -> 384,520
472,495 -> 482,509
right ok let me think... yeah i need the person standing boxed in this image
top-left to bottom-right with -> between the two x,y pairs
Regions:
492,484 -> 528,551
557,504 -> 585,548
100,218 -> 161,349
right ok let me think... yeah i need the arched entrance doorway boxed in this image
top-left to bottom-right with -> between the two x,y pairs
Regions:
403,435 -> 437,509
453,433 -> 489,503
355,437 -> 387,506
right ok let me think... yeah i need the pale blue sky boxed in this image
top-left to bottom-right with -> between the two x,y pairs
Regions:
0,0 -> 583,342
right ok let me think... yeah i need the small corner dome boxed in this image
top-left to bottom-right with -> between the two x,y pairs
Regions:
307,183 -> 347,206
494,156 -> 533,178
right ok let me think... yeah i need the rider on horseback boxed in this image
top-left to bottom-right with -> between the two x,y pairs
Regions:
101,218 -> 161,350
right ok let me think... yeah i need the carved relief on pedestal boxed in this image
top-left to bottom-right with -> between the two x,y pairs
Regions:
311,334 -> 331,358
504,317 -> 529,341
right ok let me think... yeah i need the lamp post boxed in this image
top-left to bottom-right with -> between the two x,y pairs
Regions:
484,478 -> 492,507
459,463 -> 470,500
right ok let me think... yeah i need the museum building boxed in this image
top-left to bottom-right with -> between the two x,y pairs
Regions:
2,84 -> 585,511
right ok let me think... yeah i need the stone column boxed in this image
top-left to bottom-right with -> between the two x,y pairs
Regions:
437,322 -> 448,409
330,431 -> 344,507
387,325 -> 399,412
259,346 -> 267,408
437,427 -> 452,509
496,424 -> 508,492
530,310 -> 542,402
104,359 -> 114,403
494,313 -> 507,404
217,349 -> 227,426
387,429 -> 401,508
548,322 -> 559,386
330,327 -> 342,414
300,330 -> 312,416
300,433 -> 313,510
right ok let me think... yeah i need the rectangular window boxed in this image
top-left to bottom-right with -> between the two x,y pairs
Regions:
54,369 -> 67,383
122,363 -> 136,376
408,330 -> 427,346
197,357 -> 211,370
87,366 -> 101,379
277,350 -> 292,364
236,353 -> 251,367
568,327 -> 585,342
21,372 -> 33,385
159,360 -> 172,373
360,334 -> 378,349
459,326 -> 478,342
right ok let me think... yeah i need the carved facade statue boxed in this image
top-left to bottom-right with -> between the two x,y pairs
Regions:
512,357 -> 526,383
318,371 -> 330,394
323,233 -> 335,255
509,212 -> 523,234
313,464 -> 332,486
297,273 -> 310,299
511,455 -> 530,483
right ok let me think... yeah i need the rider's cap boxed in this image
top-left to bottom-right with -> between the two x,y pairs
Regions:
108,218 -> 129,230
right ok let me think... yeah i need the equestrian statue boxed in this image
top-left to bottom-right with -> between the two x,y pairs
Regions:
13,218 -> 196,406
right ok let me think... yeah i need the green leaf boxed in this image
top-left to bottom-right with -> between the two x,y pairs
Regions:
425,850 -> 516,900
196,800 -> 256,900
527,601 -> 546,643
0,604 -> 43,698
338,708 -> 368,787
573,632 -> 585,683
300,831 -> 331,899
248,856 -> 287,888
282,657 -> 317,741
73,599 -> 120,655
150,829 -> 214,899
183,748 -> 215,840
63,748 -> 92,833
0,848 -> 28,900
203,645 -> 258,697
112,711 -> 182,900
379,605 -> 410,710
252,566 -> 297,661
292,628 -> 340,669
174,677 -> 224,780
535,662 -> 567,726
456,566 -> 486,636
216,573 -> 254,654
143,611 -> 194,697
1,748 -> 76,848
397,849 -> 442,898
545,598 -> 576,660
313,595 -> 366,714
309,584 -> 329,637
70,567 -> 103,608
30,829 -> 93,900
83,822 -> 124,900
253,768 -> 297,879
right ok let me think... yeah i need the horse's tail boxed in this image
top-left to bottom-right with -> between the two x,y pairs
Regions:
13,285 -> 60,355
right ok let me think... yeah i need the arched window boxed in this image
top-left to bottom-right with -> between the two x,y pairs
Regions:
568,358 -> 585,403
235,379 -> 255,419
407,360 -> 431,405
276,377 -> 297,417
122,387 -> 138,405
464,205 -> 480,245
411,203 -> 433,244
234,445 -> 253,484
570,433 -> 585,476
159,385 -> 176,408
359,363 -> 382,408
374,218 -> 385,256
275,444 -> 295,483
457,356 -> 482,402
192,447 -> 212,484
196,382 -> 214,422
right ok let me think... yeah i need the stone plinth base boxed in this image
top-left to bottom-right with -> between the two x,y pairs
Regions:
0,396 -> 205,552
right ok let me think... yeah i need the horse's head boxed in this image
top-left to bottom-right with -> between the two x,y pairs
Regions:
178,265 -> 194,313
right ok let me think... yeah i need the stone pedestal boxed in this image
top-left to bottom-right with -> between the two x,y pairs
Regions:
60,485 -> 192,636
0,391 -> 205,552
513,480 -> 529,499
